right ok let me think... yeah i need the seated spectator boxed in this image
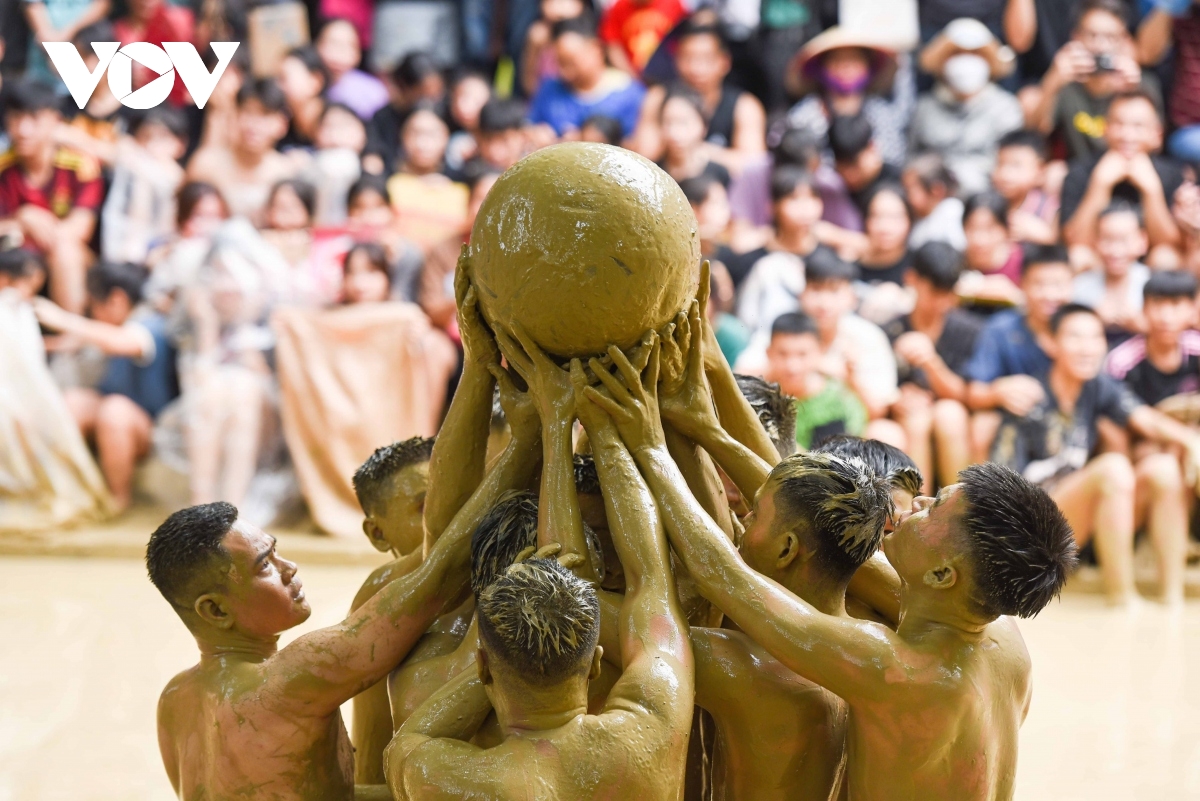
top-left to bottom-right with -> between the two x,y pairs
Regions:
387,106 -> 470,250
884,242 -> 981,491
55,22 -> 125,167
469,99 -> 527,175
445,68 -> 493,173
261,178 -> 317,273
903,152 -> 965,250
186,78 -> 297,225
658,85 -> 731,186
142,181 -> 229,310
276,46 -> 330,149
911,18 -> 1024,196
965,245 -> 1074,460
316,18 -> 390,121
1073,202 -> 1150,347
0,78 -> 102,313
959,191 -> 1025,306
1107,270 -> 1200,407
298,102 -> 367,225
345,175 -> 423,302
419,170 -> 500,333
764,311 -> 867,450
599,0 -> 687,76
364,52 -> 447,176
1032,0 -> 1156,161
522,0 -> 589,96
829,114 -> 901,219
1061,90 -> 1183,260
855,184 -> 915,324
993,129 -> 1059,245
990,303 -> 1194,606
0,247 -> 46,299
113,0 -> 195,107
785,27 -> 912,167
342,242 -> 392,304
579,114 -> 624,145
196,47 -> 250,152
629,18 -> 766,168
680,174 -> 739,283
1138,0 -> 1200,162
528,16 -> 646,139
32,262 -> 175,511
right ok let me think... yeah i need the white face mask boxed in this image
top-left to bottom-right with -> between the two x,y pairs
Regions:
942,53 -> 991,96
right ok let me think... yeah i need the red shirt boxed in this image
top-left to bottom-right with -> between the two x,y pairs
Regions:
599,0 -> 686,74
0,147 -> 104,221
114,5 -> 196,106
1171,10 -> 1200,128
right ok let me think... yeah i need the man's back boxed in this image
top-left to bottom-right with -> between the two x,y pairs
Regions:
844,618 -> 1031,801
158,659 -> 354,801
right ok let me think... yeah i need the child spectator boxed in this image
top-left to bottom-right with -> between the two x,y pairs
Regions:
32,261 -> 175,511
386,106 -> 469,250
345,175 -> 423,302
142,182 -> 228,310
101,107 -> 188,265
299,102 -> 367,225
579,114 -> 624,145
884,242 -> 982,491
658,85 -> 731,186
1073,202 -> 1150,347
0,78 -> 103,314
0,247 -> 47,299
316,18 -> 389,121
186,78 -> 297,225
829,113 -> 901,218
342,242 -> 392,304
855,184 -> 915,324
363,52 -> 447,176
419,170 -> 500,333
903,152 -> 965,250
764,311 -> 867,450
990,303 -> 1194,606
469,98 -> 527,175
55,22 -> 125,167
522,0 -> 588,96
276,46 -> 330,149
528,15 -> 647,139
992,129 -> 1059,245
680,174 -> 739,284
445,68 -> 493,173
958,191 -> 1025,306
599,0 -> 687,76
1107,270 -> 1200,406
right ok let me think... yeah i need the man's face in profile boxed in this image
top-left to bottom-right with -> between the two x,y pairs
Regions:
218,522 -> 312,639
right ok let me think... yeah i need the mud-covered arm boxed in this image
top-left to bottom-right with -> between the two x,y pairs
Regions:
267,426 -> 540,717
845,551 -> 902,628
423,267 -> 498,550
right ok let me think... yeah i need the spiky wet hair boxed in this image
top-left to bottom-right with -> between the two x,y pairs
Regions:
573,454 -> 601,495
477,557 -> 601,686
958,463 -> 1077,619
146,502 -> 238,609
352,437 -> 435,514
813,435 -> 923,498
470,490 -> 541,596
735,374 -> 798,458
767,452 -> 892,581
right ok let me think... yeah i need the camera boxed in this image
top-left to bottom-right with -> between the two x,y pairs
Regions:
1094,53 -> 1117,72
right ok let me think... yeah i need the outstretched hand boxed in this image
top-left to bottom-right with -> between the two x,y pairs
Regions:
494,322 -> 574,426
659,300 -> 719,437
454,256 -> 500,369
512,542 -> 586,572
583,332 -> 665,454
486,363 -> 539,445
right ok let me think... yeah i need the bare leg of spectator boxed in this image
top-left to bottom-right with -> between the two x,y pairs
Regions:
1134,452 -> 1188,605
63,387 -> 101,439
892,388 -> 933,494
932,399 -> 971,486
1051,452 -> 1137,605
865,418 -> 907,451
969,411 -> 1001,464
48,238 -> 88,314
94,394 -> 152,512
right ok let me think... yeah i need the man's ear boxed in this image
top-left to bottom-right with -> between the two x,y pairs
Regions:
362,518 -> 391,553
476,648 -> 492,685
923,564 -> 957,590
194,593 -> 233,629
588,646 -> 604,681
776,530 -> 806,570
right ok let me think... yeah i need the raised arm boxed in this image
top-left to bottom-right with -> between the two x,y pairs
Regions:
31,297 -> 151,358
265,423 -> 540,717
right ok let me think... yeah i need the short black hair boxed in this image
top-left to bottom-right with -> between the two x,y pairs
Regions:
829,114 -> 873,163
86,261 -> 147,305
1073,0 -> 1132,31
904,152 -> 958,195
551,13 -> 599,41
675,18 -> 729,53
131,106 -> 190,141
478,98 -> 525,134
864,183 -> 913,223
770,310 -> 820,339
997,128 -> 1049,161
177,181 -> 226,229
3,77 -> 62,115
773,127 -> 821,168
1098,199 -> 1145,228
0,247 -> 46,280
573,454 -> 601,495
268,178 -> 317,219
392,50 -> 442,89
319,100 -> 361,124
958,462 -> 1077,619
911,241 -> 964,291
1021,243 -> 1071,277
735,374 -> 798,458
770,165 -> 817,203
678,173 -> 720,206
1143,269 -> 1199,301
812,435 -> 923,499
285,44 -> 332,92
662,82 -> 708,122
146,502 -> 239,609
470,490 -> 540,596
1049,301 -> 1101,334
237,77 -> 289,116
804,246 -> 859,284
352,437 -> 435,514
73,20 -> 117,48
963,191 -> 1010,229
1108,88 -> 1162,124
580,114 -> 623,145
347,173 -> 389,207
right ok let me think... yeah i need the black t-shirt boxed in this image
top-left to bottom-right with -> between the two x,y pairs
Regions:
728,246 -> 767,289
990,373 -> 1142,485
1018,0 -> 1075,85
1053,77 -> 1165,162
857,250 -> 913,286
883,309 -> 985,391
849,162 -> 903,217
919,0 -> 1005,39
1106,332 -> 1200,406
1060,153 -> 1186,230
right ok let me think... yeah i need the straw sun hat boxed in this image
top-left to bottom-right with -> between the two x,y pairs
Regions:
788,27 -> 899,97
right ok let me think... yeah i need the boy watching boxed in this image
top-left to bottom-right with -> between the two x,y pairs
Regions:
1072,202 -> 1151,347
1107,270 -> 1200,407
32,262 -> 175,511
0,78 -> 103,314
885,242 -> 982,491
0,247 -> 47,299
991,303 -> 1196,605
992,129 -> 1059,246
829,114 -> 901,218
472,98 -> 527,174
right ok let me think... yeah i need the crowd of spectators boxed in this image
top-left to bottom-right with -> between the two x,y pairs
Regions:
3,0 -> 1200,603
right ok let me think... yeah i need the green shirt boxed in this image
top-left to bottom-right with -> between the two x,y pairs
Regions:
793,378 -> 867,449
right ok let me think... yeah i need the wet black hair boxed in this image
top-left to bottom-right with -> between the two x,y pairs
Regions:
735,374 -> 798,458
146,502 -> 239,609
812,435 -> 923,498
470,490 -> 541,596
352,437 -> 435,515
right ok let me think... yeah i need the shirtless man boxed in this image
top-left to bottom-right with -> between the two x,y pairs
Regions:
595,339 -> 1078,800
149,399 -> 540,801
384,337 -> 695,801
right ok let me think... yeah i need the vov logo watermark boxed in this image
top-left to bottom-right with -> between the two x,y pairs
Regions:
43,41 -> 240,110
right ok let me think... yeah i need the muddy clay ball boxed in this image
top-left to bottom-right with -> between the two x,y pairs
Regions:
468,142 -> 700,359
